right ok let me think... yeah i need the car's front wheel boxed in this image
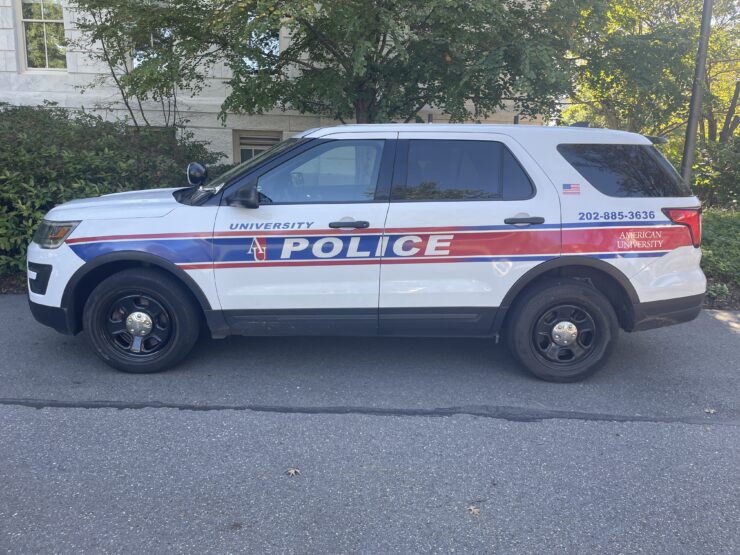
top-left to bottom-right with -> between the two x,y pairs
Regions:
506,279 -> 619,382
82,268 -> 201,373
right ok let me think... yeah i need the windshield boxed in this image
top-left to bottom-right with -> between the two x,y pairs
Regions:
201,138 -> 303,194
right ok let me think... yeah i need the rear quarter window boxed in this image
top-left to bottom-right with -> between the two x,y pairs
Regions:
557,144 -> 691,197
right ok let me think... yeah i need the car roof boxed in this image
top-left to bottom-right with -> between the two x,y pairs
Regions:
299,124 -> 650,145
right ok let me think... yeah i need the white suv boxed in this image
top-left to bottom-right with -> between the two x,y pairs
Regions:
27,124 -> 705,381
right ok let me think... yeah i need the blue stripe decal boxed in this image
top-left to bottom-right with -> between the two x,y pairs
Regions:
590,252 -> 669,259
563,220 -> 672,228
69,239 -> 212,264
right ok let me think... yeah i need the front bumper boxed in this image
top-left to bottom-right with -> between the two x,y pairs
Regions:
630,293 -> 705,331
28,298 -> 77,335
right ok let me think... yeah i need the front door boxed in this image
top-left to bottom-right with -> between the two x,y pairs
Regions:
213,132 -> 396,334
379,131 -> 562,335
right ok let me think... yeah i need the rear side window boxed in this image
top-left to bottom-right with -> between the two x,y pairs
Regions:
392,140 -> 534,201
557,144 -> 691,197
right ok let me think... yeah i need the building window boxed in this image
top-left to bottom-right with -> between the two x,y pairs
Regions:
20,0 -> 67,69
235,131 -> 282,163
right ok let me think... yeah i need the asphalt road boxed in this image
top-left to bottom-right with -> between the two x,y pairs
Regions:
0,293 -> 738,554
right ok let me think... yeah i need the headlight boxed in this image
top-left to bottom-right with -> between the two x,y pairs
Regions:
33,220 -> 80,249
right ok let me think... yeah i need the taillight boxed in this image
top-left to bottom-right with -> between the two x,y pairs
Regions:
662,207 -> 702,247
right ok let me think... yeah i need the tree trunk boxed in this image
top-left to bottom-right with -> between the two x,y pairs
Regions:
354,84 -> 378,123
719,81 -> 740,143
707,113 -> 717,142
355,106 -> 371,124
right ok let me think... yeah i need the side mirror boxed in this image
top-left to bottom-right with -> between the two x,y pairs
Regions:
187,162 -> 208,186
226,182 -> 260,209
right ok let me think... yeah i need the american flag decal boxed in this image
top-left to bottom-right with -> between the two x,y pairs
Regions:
562,183 -> 581,195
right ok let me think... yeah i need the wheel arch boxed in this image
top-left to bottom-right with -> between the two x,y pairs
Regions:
61,252 -> 213,335
493,256 -> 640,336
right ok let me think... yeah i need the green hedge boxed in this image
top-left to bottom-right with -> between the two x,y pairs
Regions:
701,210 -> 740,291
0,103 -> 225,273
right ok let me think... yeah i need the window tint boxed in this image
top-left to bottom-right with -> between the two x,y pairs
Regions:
393,140 -> 533,201
557,144 -> 691,197
257,140 -> 384,203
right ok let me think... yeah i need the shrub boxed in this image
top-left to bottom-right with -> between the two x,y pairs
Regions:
701,210 -> 740,287
692,139 -> 740,209
0,103 -> 225,273
661,135 -> 739,210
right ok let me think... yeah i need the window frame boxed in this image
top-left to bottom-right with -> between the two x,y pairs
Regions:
389,138 -> 536,203
233,130 -> 283,164
17,0 -> 67,72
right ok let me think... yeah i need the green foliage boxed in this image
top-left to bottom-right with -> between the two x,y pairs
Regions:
701,210 -> 740,287
563,0 -> 738,136
72,0 -> 217,127
0,103 -> 223,273
563,0 -> 700,134
217,0 -> 590,123
706,281 -> 730,299
660,134 -> 739,208
691,138 -> 740,208
562,0 -> 738,209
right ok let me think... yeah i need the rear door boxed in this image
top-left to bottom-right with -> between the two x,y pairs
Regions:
379,131 -> 561,335
212,132 -> 396,334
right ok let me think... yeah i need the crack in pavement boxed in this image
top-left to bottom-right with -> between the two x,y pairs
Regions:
0,398 -> 737,426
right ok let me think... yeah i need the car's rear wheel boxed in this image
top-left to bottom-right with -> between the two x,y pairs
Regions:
82,269 -> 201,373
506,279 -> 619,382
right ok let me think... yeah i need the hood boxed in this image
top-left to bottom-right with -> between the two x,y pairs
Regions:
46,187 -> 184,221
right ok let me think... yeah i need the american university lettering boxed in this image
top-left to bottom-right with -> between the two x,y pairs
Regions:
616,230 -> 664,250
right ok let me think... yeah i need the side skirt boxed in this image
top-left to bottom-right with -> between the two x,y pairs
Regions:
206,308 -> 499,338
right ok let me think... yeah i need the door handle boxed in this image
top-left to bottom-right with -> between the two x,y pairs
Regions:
328,220 -> 370,229
503,216 -> 545,226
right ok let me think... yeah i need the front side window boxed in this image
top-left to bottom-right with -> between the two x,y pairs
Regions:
21,0 -> 66,69
393,140 -> 533,201
257,140 -> 384,203
557,143 -> 691,197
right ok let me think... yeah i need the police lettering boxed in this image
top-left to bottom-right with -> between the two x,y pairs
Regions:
274,234 -> 454,260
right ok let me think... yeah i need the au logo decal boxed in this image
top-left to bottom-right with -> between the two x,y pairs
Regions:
248,237 -> 267,261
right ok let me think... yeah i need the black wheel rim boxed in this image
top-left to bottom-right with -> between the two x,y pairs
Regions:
102,293 -> 172,359
532,304 -> 597,366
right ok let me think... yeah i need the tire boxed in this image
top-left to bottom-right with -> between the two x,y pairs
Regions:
505,279 -> 619,382
82,268 -> 201,373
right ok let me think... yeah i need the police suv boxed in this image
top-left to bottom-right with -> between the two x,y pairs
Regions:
27,124 -> 705,381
